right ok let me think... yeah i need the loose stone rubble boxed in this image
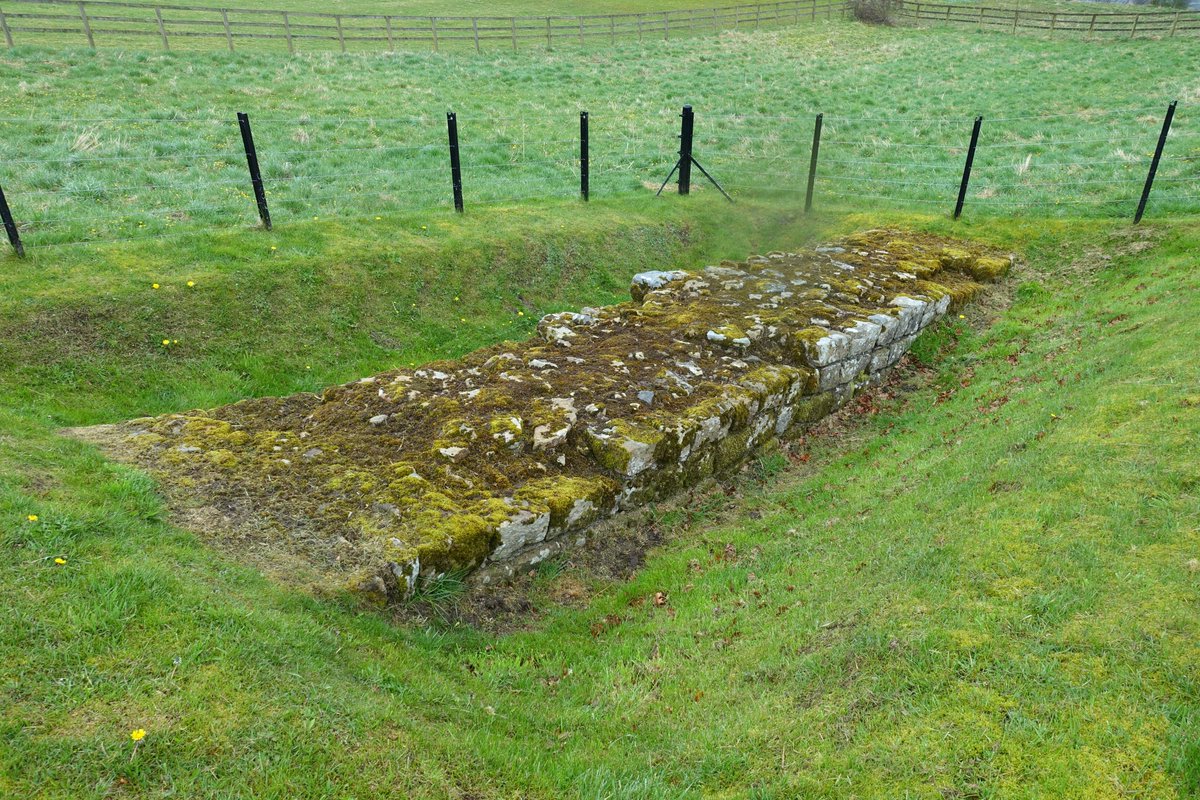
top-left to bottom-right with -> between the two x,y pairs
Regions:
74,230 -> 1010,601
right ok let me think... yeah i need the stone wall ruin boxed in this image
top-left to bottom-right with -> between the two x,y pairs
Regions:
75,230 -> 1010,601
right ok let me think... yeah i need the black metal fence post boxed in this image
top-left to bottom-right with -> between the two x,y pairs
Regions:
0,183 -> 24,258
236,112 -> 271,230
678,105 -> 694,195
804,112 -> 823,213
580,111 -> 589,202
1134,100 -> 1177,225
447,112 -> 464,213
953,115 -> 982,220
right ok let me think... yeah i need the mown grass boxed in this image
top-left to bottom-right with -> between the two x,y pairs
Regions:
0,20 -> 1197,252
2,15 -> 1200,800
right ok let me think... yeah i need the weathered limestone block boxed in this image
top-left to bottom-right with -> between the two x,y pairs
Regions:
73,230 -> 1011,601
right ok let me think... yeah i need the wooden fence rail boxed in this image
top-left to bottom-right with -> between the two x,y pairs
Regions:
895,0 -> 1200,37
0,0 -> 849,52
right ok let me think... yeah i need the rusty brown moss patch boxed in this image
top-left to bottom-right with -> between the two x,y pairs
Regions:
70,229 -> 1010,602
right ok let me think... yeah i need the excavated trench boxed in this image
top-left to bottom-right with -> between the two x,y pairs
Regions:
73,229 -> 1010,601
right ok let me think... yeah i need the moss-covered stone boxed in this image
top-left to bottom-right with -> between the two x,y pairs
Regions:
76,229 -> 1010,600
968,255 -> 1012,282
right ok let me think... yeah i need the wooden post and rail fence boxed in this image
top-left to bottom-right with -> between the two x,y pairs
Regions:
0,0 -> 848,53
892,0 -> 1200,37
0,0 -> 1194,53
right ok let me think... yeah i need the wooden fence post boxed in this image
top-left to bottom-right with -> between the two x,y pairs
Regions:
1170,11 -> 1180,36
511,17 -> 517,49
221,9 -> 233,51
335,15 -> 345,52
1088,13 -> 1096,36
1011,9 -> 1018,33
546,16 -> 552,47
283,11 -> 294,53
0,7 -> 12,48
431,17 -> 438,51
155,7 -> 168,50
384,15 -> 392,51
78,1 -> 94,48
473,17 -> 481,52
1129,12 -> 1139,37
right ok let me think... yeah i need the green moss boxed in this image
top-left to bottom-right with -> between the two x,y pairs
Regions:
206,449 -> 239,469
176,417 -> 250,448
968,255 -> 1013,281
939,246 -> 975,271
714,428 -> 754,473
488,413 -> 525,447
896,257 -> 942,279
514,475 -> 618,529
786,392 -> 837,430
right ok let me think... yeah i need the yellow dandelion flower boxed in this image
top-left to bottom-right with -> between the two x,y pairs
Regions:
27,515 -> 38,522
152,283 -> 160,290
517,311 -> 524,316
270,246 -> 277,251
421,225 -> 428,230
375,216 -> 382,221
54,557 -> 67,565
958,314 -> 965,319
130,729 -> 146,742
187,281 -> 195,288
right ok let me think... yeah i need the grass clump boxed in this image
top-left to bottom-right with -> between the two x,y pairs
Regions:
849,0 -> 896,25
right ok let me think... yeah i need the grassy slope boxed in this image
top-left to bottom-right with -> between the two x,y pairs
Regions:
3,208 -> 1198,799
1,16 -> 1199,800
1,22 -> 1197,250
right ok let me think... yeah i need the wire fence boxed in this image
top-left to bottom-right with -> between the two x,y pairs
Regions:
0,102 -> 1197,255
0,0 -> 846,53
894,0 -> 1200,37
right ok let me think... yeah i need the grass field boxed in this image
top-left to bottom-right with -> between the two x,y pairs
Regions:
1,21 -> 1197,254
0,0 -> 1180,45
2,9 -> 1200,800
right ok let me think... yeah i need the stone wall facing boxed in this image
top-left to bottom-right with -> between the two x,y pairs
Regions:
75,230 -> 1010,600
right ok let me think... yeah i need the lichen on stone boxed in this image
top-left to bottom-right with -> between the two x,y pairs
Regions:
73,230 -> 1011,601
